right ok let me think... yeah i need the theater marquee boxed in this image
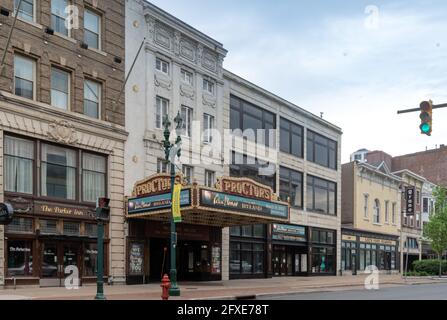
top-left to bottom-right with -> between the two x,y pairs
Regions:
126,174 -> 290,227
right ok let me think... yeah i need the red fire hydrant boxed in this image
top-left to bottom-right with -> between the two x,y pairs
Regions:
161,274 -> 171,300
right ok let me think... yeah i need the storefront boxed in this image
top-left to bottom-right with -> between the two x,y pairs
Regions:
341,228 -> 399,275
126,174 -> 290,283
271,224 -> 308,276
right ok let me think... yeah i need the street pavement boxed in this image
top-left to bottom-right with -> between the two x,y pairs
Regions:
260,282 -> 447,300
0,275 -> 446,300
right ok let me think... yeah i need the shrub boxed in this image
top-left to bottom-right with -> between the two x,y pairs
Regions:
412,259 -> 447,275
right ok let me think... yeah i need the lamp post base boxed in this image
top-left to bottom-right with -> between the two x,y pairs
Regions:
168,286 -> 181,297
94,293 -> 107,300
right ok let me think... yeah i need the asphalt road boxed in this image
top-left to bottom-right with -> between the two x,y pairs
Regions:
259,283 -> 447,300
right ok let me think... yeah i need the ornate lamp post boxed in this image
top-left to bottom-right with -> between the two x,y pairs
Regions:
162,111 -> 183,296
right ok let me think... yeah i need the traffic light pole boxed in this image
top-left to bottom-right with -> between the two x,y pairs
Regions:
397,103 -> 447,114
95,220 -> 106,300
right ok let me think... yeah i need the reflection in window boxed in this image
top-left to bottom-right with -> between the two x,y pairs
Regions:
7,240 -> 33,276
306,176 -> 336,215
279,167 -> 303,208
307,130 -> 337,170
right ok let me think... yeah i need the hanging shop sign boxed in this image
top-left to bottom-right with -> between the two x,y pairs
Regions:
199,189 -> 289,219
359,237 -> 397,246
272,224 -> 306,242
405,186 -> 415,216
34,201 -> 95,219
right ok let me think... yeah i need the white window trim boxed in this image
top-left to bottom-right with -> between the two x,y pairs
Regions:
51,67 -> 71,111
14,54 -> 37,101
205,170 -> 215,187
181,105 -> 193,137
84,79 -> 102,119
181,69 -> 193,86
84,8 -> 102,50
14,0 -> 37,23
203,78 -> 215,95
203,113 -> 215,144
156,58 -> 170,75
363,193 -> 369,219
51,0 -> 72,38
155,96 -> 169,129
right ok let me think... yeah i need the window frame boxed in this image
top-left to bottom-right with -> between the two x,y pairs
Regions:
51,66 -> 71,110
205,170 -> 215,188
373,199 -> 380,224
279,166 -> 303,209
230,152 -> 276,192
203,78 -> 215,95
306,175 -> 337,216
51,0 -> 71,37
385,200 -> 389,223
180,69 -> 193,85
81,152 -> 107,203
306,130 -> 337,170
84,7 -> 102,50
203,113 -> 215,144
14,53 -> 36,101
181,105 -> 193,137
155,57 -> 170,75
14,0 -> 36,23
155,96 -> 169,129
280,117 -> 304,158
363,194 -> 369,218
83,79 -> 102,119
182,165 -> 194,184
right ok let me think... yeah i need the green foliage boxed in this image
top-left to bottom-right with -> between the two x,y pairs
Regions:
404,270 -> 431,277
423,187 -> 447,258
412,259 -> 447,275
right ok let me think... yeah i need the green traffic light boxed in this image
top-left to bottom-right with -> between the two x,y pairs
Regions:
421,123 -> 431,133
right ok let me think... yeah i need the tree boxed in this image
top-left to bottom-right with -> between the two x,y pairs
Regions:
423,187 -> 447,277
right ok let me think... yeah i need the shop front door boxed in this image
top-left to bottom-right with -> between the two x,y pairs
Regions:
40,242 -> 81,287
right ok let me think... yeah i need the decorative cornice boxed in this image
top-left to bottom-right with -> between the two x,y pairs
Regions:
47,120 -> 79,145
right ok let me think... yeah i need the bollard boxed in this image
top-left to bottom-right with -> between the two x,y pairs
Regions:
161,274 -> 171,300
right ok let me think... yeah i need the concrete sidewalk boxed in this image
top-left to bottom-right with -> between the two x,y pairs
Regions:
1,275 -> 446,300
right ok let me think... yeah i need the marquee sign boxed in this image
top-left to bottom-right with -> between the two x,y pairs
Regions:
127,189 -> 191,215
272,224 -> 306,242
132,173 -> 186,197
216,177 -> 274,201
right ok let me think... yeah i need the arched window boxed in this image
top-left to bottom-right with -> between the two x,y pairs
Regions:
373,199 -> 380,223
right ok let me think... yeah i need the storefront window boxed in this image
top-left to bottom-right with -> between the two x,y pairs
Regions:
230,242 -> 265,276
63,221 -> 80,236
84,243 -> 98,276
6,217 -> 33,233
241,243 -> 252,274
7,240 -> 33,276
253,224 -> 265,238
229,242 -> 241,274
230,226 -> 241,236
253,244 -> 264,274
242,225 -> 252,237
311,247 -> 335,274
85,223 -> 98,238
39,219 -> 57,235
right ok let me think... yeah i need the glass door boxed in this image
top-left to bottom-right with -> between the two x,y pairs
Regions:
40,242 -> 61,287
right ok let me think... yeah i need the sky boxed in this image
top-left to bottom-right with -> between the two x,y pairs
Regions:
149,0 -> 447,163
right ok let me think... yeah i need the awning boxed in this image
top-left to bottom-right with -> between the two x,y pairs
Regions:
126,174 -> 290,228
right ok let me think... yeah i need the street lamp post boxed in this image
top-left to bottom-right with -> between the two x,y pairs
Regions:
162,111 -> 183,297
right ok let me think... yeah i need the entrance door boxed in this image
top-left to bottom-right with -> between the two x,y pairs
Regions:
40,242 -> 81,287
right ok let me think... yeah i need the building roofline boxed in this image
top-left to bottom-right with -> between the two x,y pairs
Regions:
393,145 -> 447,159
143,1 -> 227,55
223,69 -> 343,134
392,169 -> 428,183
353,161 -> 402,183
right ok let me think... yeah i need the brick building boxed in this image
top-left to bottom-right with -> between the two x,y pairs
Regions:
0,0 -> 127,286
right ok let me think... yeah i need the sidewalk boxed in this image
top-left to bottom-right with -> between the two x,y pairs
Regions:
1,275 -> 446,300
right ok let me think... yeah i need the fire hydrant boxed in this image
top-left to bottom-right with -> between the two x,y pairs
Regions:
161,274 -> 171,300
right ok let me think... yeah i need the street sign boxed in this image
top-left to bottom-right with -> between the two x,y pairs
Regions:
405,187 -> 415,216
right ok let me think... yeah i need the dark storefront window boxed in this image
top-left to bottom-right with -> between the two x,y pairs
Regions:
230,152 -> 276,191
311,229 -> 336,274
307,175 -> 336,215
6,217 -> 34,234
279,167 -> 303,208
84,243 -> 98,276
7,240 -> 33,276
307,130 -> 337,170
280,118 -> 303,157
230,95 -> 276,147
230,242 -> 265,276
358,242 -> 397,271
85,223 -> 98,238
39,219 -> 57,235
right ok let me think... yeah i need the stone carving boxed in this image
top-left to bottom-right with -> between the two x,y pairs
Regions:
202,50 -> 217,72
173,31 -> 181,56
154,75 -> 172,90
146,16 -> 156,41
155,23 -> 172,50
202,93 -> 216,108
180,85 -> 195,99
180,40 -> 195,62
197,44 -> 203,65
47,120 -> 79,144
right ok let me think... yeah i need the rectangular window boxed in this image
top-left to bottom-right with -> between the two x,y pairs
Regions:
39,219 -> 57,234
155,58 -> 169,74
82,153 -> 106,202
307,130 -> 337,170
392,202 -> 396,224
84,243 -> 98,276
306,175 -> 336,215
84,9 -> 101,49
51,0 -> 69,36
7,240 -> 33,276
230,152 -> 276,191
14,54 -> 35,100
280,118 -> 303,158
423,198 -> 429,213
279,167 -> 303,208
157,158 -> 169,174
181,69 -> 193,85
364,194 -> 369,218
63,221 -> 80,236
6,217 -> 33,233
84,80 -> 101,119
156,96 -> 169,129
230,95 -> 276,147
15,0 -> 35,22
416,191 -> 420,205
205,170 -> 215,188
385,201 -> 389,223
85,223 -> 98,238
41,144 -> 76,200
203,113 -> 215,143
51,68 -> 70,110
203,79 -> 215,95
181,106 -> 193,137
4,135 -> 34,194
182,165 -> 193,184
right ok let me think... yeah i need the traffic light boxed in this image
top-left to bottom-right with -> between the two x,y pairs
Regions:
0,203 -> 14,225
96,197 -> 110,222
419,100 -> 433,136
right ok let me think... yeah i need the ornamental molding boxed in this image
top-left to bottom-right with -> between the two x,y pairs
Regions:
154,75 -> 172,90
180,85 -> 195,99
47,120 -> 79,144
202,93 -> 216,108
